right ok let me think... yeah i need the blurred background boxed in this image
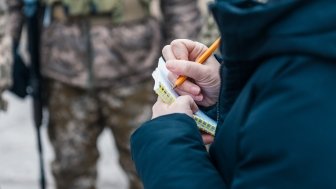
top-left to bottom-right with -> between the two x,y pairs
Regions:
0,0 -> 218,188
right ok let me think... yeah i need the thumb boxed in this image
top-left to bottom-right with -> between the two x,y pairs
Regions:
181,95 -> 199,113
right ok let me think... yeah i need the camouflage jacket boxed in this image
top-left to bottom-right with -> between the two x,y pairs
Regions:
12,0 -> 202,89
198,0 -> 220,47
0,0 -> 20,111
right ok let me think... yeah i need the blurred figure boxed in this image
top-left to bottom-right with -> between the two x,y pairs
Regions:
0,0 -> 22,111
198,0 -> 220,46
0,0 -> 16,111
8,0 -> 202,189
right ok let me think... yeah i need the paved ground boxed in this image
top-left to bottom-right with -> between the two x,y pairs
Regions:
0,92 -> 127,189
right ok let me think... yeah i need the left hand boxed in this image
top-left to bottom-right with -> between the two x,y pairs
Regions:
152,95 -> 198,119
152,96 -> 215,145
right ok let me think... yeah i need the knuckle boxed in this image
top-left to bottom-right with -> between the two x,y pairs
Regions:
203,66 -> 213,74
194,42 -> 207,55
180,95 -> 192,103
152,104 -> 157,112
175,96 -> 185,104
183,62 -> 192,74
152,101 -> 160,110
171,39 -> 180,46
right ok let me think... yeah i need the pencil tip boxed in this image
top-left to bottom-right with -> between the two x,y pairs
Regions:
172,84 -> 177,89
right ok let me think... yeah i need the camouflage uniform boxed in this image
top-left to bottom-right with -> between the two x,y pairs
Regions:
0,0 -> 22,111
0,1 -> 10,111
45,78 -> 154,189
28,0 -> 200,189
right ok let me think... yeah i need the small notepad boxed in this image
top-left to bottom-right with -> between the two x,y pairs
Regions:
152,57 -> 217,136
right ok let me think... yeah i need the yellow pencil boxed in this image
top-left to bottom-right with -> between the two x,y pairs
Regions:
172,37 -> 221,89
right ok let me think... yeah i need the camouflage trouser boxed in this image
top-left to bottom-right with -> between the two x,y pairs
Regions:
45,78 -> 155,189
0,15 -> 12,111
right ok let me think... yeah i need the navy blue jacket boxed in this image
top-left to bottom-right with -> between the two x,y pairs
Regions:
131,0 -> 336,188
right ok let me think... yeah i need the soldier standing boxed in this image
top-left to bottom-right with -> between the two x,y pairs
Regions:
198,0 -> 220,46
0,0 -> 23,111
9,0 -> 202,189
0,0 -> 11,111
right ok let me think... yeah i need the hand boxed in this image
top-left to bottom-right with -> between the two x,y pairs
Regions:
152,96 -> 215,145
162,39 -> 221,107
152,96 -> 198,119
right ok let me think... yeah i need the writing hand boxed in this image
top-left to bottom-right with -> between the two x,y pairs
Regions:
162,39 -> 221,107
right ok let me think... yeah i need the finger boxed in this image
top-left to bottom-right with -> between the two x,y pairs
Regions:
190,99 -> 199,114
156,96 -> 164,103
174,88 -> 203,102
152,98 -> 168,119
152,99 -> 160,112
175,81 -> 201,96
171,39 -> 208,61
186,41 -> 208,61
162,45 -> 176,61
181,95 -> 199,113
170,39 -> 190,60
167,73 -> 201,96
166,60 -> 211,81
202,134 -> 214,145
152,97 -> 165,110
167,71 -> 178,83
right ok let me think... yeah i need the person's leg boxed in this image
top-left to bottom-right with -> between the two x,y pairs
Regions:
99,80 -> 155,189
46,79 -> 103,189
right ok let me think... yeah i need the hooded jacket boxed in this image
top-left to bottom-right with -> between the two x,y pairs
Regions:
131,0 -> 336,188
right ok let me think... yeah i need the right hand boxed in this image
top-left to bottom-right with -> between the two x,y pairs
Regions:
162,39 -> 221,107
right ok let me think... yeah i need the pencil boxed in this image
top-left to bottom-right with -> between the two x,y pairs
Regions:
172,37 -> 221,89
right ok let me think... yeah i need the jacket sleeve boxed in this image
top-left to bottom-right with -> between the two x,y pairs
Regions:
131,113 -> 227,189
160,0 -> 202,44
